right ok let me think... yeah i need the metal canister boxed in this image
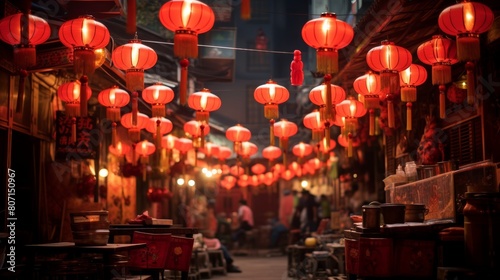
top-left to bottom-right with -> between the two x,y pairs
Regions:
362,205 -> 380,230
463,192 -> 500,273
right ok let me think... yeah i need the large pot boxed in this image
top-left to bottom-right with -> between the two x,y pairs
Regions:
417,165 -> 439,180
380,203 -> 406,224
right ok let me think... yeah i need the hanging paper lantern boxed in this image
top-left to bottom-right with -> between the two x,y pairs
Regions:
302,12 -> 354,74
58,80 -> 92,117
146,117 -> 173,148
184,120 -> 210,149
273,119 -> 298,166
201,142 -> 220,159
162,134 -> 178,151
230,165 -> 245,177
120,112 -> 149,143
399,64 -> 427,130
188,88 -> 222,123
317,139 -> 337,154
254,80 -> 289,146
112,37 -> 158,92
251,163 -> 266,175
98,86 -> 130,121
303,111 -> 325,142
338,134 -> 360,157
292,142 -> 313,165
290,50 -> 304,86
336,98 -> 366,157
159,0 -> 215,59
262,145 -> 282,169
438,1 -> 493,62
309,80 -> 346,122
417,35 -> 458,85
281,169 -> 295,181
353,71 -> 381,135
174,137 -> 193,156
142,82 -> 174,117
109,141 -> 131,158
238,141 -> 258,159
0,12 -> 50,113
59,15 -> 110,117
217,146 -> 233,165
226,124 -> 251,154
135,140 -> 156,180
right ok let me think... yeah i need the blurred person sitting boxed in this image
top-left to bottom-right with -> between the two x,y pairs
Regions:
232,199 -> 254,249
200,230 -> 242,273
268,218 -> 288,249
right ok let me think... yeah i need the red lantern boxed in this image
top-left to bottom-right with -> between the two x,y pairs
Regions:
112,38 -> 157,92
142,83 -> 174,117
201,142 -> 220,159
438,1 -> 493,62
217,146 -> 233,164
353,72 -> 381,135
98,86 -> 130,121
238,141 -> 258,159
303,111 -> 325,142
230,165 -> 245,177
135,140 -> 156,180
146,117 -> 173,148
338,133 -> 360,157
159,0 -> 215,59
417,35 -> 458,85
188,88 -> 221,123
184,120 -> 210,148
399,64 -> 427,129
251,163 -> 266,175
174,137 -> 193,155
109,141 -> 131,158
317,139 -> 337,154
58,80 -> 92,117
302,12 -> 354,74
0,12 -> 50,113
336,97 -> 367,134
162,134 -> 177,150
59,15 -> 110,117
274,120 -> 298,166
309,82 -> 346,122
254,80 -> 289,145
226,124 -> 251,154
292,142 -> 313,164
290,50 -> 304,86
281,169 -> 295,181
121,112 -> 149,143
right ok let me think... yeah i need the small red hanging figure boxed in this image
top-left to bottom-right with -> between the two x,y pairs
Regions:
290,50 -> 304,86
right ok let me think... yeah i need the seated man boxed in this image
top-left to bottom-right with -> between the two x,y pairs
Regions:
202,231 -> 242,273
269,218 -> 288,249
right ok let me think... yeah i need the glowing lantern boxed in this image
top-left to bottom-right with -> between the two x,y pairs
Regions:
254,80 -> 289,146
281,169 -> 295,181
230,165 -> 245,177
303,111 -> 325,142
221,176 -> 236,190
238,141 -> 258,159
438,1 -> 493,62
0,12 -> 50,113
188,88 -> 221,123
226,124 -> 251,154
201,142 -> 220,159
58,80 -> 92,117
217,146 -> 233,165
161,134 -> 178,171
59,15 -> 110,116
135,140 -> 156,180
367,40 -> 411,128
338,134 -> 360,158
109,141 -> 131,159
98,86 -> 130,121
159,0 -> 214,58
141,82 -> 174,117
273,120 -> 298,166
417,35 -> 458,85
121,112 -> 149,143
307,158 -> 323,171
336,98 -> 366,157
399,64 -> 427,130
251,163 -> 266,175
302,12 -> 354,74
112,37 -> 157,92
174,138 -> 193,165
262,145 -> 282,168
317,139 -> 337,154
146,117 -> 173,148
184,120 -> 210,148
353,72 -> 381,135
292,142 -> 313,164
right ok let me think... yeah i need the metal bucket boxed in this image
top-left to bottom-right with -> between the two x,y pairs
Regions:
417,165 -> 438,180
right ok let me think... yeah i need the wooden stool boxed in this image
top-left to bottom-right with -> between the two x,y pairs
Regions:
192,250 -> 211,279
207,249 -> 226,275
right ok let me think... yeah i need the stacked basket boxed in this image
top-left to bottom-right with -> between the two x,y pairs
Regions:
70,211 -> 110,246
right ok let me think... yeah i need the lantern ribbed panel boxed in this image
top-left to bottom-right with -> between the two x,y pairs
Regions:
226,124 -> 251,142
98,86 -> 130,107
400,64 -> 427,87
58,80 -> 92,102
120,112 -> 149,129
308,84 -> 346,106
417,35 -> 458,85
367,41 -> 412,72
318,139 -> 336,153
174,138 -> 193,154
188,89 -> 222,111
338,134 -> 360,148
161,134 -> 178,150
273,120 -> 298,138
303,111 -> 324,130
201,142 -> 220,158
112,39 -> 157,70
159,0 -> 214,34
336,99 -> 367,118
262,146 -> 282,160
135,140 -> 156,156
238,141 -> 258,157
254,81 -> 290,105
146,117 -> 173,135
231,166 -> 245,177
292,142 -> 313,157
217,147 -> 232,161
251,163 -> 266,175
0,13 -> 50,45
184,120 -> 210,137
109,142 -> 131,157
58,16 -> 110,49
354,72 -> 381,109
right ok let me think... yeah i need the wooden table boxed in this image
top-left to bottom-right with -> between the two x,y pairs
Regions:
108,224 -> 199,280
25,242 -> 147,279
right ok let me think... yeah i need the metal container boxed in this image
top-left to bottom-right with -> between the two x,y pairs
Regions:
416,165 -> 439,180
380,203 -> 406,224
404,203 -> 428,222
362,205 -> 380,230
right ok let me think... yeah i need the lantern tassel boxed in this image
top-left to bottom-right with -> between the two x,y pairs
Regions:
387,96 -> 395,128
406,103 -> 412,131
175,32 -> 197,59
16,70 -> 28,113
381,71 -> 399,95
432,64 -> 452,85
79,75 -> 88,117
269,119 -> 275,146
457,36 -> 480,62
290,50 -> 303,86
126,0 -> 136,35
112,122 -> 117,147
466,62 -> 475,105
71,117 -> 77,144
317,49 -> 338,74
125,70 -> 144,92
324,121 -> 331,150
324,74 -> 332,120
401,86 -> 416,103
369,109 -> 375,136
152,104 -> 166,118
132,92 -> 138,126
264,104 -> 279,119
74,48 -> 96,78
156,120 -> 162,148
439,85 -> 446,119
241,0 -> 251,20
180,59 -> 189,106
348,133 -> 353,158
107,108 -> 121,122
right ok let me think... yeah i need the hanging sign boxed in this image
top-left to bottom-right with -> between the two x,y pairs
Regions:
55,111 -> 98,161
